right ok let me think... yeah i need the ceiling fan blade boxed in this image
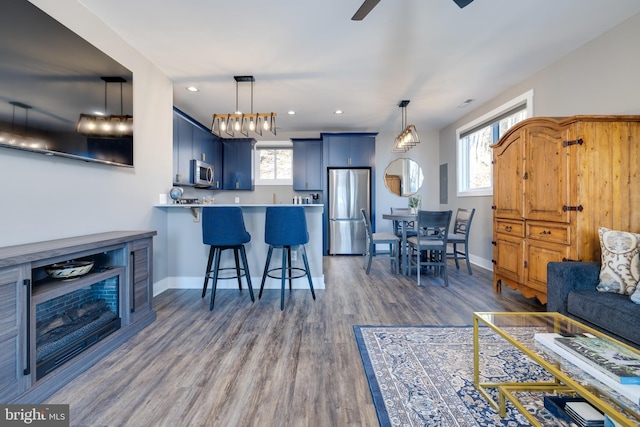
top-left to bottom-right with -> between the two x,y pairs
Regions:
351,0 -> 381,21
452,0 -> 474,8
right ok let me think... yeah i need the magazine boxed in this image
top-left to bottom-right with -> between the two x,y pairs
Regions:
554,336 -> 640,385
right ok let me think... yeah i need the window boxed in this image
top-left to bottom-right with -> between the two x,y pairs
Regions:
456,90 -> 534,197
254,142 -> 293,185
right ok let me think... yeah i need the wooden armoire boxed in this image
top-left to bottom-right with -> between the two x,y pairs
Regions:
491,115 -> 640,304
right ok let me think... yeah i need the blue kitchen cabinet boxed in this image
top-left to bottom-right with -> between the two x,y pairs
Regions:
173,112 -> 193,185
209,136 -> 223,190
292,138 -> 323,191
323,133 -> 376,167
192,125 -> 223,189
222,139 -> 255,190
173,107 -> 223,189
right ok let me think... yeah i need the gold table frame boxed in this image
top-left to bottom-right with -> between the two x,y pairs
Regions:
473,312 -> 640,426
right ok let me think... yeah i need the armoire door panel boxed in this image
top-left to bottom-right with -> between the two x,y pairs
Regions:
493,131 -> 524,219
523,126 -> 570,223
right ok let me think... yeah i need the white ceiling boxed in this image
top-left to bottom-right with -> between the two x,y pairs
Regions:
80,0 -> 640,138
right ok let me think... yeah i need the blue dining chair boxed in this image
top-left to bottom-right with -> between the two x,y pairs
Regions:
361,208 -> 399,274
407,210 -> 453,287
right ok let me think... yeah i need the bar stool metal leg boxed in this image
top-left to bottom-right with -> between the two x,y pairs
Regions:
210,247 -> 222,310
300,245 -> 315,300
280,247 -> 287,310
259,246 -> 274,300
239,246 -> 255,302
233,248 -> 243,290
202,246 -> 215,298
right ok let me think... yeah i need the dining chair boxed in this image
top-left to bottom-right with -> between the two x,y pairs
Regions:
201,207 -> 255,310
361,208 -> 399,274
407,210 -> 453,287
390,207 -> 418,238
446,208 -> 475,275
259,206 -> 316,310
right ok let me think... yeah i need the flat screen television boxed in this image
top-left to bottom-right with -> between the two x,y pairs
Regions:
0,0 -> 134,167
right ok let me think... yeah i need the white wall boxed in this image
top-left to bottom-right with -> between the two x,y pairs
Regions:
437,12 -> 640,270
0,1 -> 174,281
374,129 -> 440,234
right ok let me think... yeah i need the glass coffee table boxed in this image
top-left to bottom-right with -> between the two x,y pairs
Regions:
473,312 -> 640,426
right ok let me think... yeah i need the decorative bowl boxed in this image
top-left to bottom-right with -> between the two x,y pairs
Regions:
45,260 -> 94,279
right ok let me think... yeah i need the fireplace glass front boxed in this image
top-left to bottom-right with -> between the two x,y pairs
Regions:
35,277 -> 121,380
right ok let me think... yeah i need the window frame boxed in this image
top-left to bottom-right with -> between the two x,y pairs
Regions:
456,89 -> 534,198
254,141 -> 293,186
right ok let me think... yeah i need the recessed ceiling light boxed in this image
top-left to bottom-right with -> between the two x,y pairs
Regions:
186,86 -> 199,92
288,110 -> 296,115
457,98 -> 474,108
334,110 -> 343,115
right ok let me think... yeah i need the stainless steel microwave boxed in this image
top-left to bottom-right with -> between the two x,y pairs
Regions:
190,159 -> 213,187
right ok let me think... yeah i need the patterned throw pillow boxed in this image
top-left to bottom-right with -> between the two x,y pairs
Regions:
596,227 -> 640,295
631,284 -> 640,304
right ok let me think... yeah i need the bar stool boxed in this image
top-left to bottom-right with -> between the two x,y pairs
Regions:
259,206 -> 316,310
201,207 -> 255,310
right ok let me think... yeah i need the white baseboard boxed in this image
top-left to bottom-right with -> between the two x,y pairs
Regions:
469,254 -> 493,272
154,274 -> 325,296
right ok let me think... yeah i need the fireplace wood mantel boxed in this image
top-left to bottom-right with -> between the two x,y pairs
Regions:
0,230 -> 157,404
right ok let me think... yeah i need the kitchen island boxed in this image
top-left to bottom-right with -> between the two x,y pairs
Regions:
153,204 -> 325,293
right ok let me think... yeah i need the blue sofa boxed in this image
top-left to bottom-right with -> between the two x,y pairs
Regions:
546,261 -> 640,348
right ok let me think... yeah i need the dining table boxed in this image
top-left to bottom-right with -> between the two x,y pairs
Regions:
382,209 -> 418,276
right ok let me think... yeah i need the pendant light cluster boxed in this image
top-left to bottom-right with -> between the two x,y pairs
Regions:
76,77 -> 133,138
392,100 -> 420,152
211,76 -> 277,138
0,101 -> 46,150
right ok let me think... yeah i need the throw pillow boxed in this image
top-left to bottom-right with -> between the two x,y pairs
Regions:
596,227 -> 640,295
631,284 -> 640,304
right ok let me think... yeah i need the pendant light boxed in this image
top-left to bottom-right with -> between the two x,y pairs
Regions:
392,100 -> 420,152
211,76 -> 277,138
76,77 -> 133,138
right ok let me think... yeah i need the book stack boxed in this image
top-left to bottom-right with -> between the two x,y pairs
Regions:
534,333 -> 640,405
564,401 -> 604,427
553,335 -> 640,385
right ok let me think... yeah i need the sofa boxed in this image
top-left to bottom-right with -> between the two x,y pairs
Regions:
546,261 -> 640,348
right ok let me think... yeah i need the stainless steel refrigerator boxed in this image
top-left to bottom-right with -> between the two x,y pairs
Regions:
328,168 -> 371,255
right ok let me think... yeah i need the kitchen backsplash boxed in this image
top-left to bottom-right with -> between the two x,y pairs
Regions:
175,184 -> 322,205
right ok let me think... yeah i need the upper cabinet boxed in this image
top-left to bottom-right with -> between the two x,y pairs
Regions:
292,138 -> 323,191
173,107 -> 222,189
192,125 -> 222,189
322,133 -> 376,167
222,139 -> 255,190
173,111 -> 193,185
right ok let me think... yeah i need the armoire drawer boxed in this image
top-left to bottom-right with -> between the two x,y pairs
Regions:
495,219 -> 524,237
526,221 -> 570,245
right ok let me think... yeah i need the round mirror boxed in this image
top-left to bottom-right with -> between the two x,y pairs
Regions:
384,158 -> 424,196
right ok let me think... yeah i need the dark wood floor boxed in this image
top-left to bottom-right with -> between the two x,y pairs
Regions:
46,256 -> 544,426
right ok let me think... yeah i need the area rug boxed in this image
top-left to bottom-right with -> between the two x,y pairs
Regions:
354,326 -> 572,427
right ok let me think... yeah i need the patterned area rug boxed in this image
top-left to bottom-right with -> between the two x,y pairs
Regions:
354,326 -> 572,426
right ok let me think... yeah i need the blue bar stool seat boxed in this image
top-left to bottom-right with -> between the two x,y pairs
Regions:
259,206 -> 316,310
202,207 -> 255,310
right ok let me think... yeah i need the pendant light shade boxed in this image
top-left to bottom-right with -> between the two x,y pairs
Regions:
76,77 -> 133,138
392,100 -> 420,152
211,76 -> 277,138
